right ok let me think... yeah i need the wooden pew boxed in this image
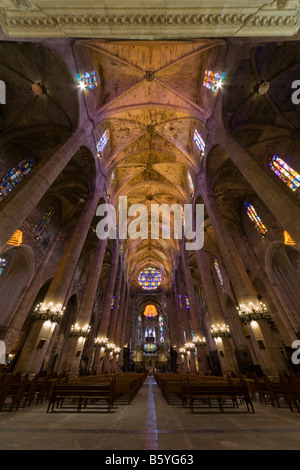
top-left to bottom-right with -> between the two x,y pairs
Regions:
187,383 -> 255,414
114,373 -> 146,404
47,382 -> 114,413
154,373 -> 255,413
0,374 -> 14,411
8,373 -> 29,411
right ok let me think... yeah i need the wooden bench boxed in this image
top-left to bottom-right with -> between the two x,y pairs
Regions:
47,382 -> 114,413
188,383 -> 255,413
114,374 -> 146,404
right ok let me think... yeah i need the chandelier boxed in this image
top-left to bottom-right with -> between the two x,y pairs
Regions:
94,337 -> 108,348
194,336 -> 206,346
143,304 -> 158,318
70,323 -> 91,338
237,301 -> 270,325
211,323 -> 231,338
32,302 -> 65,324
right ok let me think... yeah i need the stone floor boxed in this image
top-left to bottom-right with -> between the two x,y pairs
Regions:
0,376 -> 300,450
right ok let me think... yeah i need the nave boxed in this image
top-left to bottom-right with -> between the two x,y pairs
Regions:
0,5 -> 300,453
1,374 -> 300,451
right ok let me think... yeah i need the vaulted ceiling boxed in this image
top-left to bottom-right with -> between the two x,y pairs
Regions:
1,37 -> 300,293
73,39 -> 228,289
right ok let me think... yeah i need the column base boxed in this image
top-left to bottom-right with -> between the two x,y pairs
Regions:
234,346 -> 255,375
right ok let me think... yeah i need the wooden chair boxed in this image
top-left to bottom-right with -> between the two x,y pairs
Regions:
23,373 -> 40,407
9,374 -> 29,411
36,376 -> 50,404
0,374 -> 14,411
279,374 -> 300,413
288,374 -> 300,408
263,375 -> 281,407
250,374 -> 268,404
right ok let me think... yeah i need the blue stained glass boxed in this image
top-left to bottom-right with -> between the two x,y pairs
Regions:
159,314 -> 164,343
0,158 -> 34,197
77,70 -> 99,92
193,129 -> 205,153
34,202 -> 58,239
0,258 -> 7,276
97,129 -> 109,154
203,70 -> 226,93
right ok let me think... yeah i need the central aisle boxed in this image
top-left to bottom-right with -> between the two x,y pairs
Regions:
143,376 -> 160,450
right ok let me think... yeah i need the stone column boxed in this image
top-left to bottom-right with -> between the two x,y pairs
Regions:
94,243 -> 120,374
165,293 -> 179,349
194,247 -> 238,375
61,236 -> 108,374
175,268 -> 195,373
14,184 -> 104,374
1,231 -> 60,350
243,235 -> 297,344
0,125 -> 92,253
180,242 -> 208,374
118,285 -> 130,371
201,184 -> 287,375
103,262 -> 124,373
111,275 -> 127,372
172,280 -> 187,374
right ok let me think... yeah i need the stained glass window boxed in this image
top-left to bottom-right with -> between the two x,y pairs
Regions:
0,158 -> 34,198
138,267 -> 161,290
159,314 -> 164,343
34,202 -> 58,240
193,129 -> 205,154
185,294 -> 190,309
137,315 -> 142,343
96,129 -> 109,155
187,171 -> 195,196
213,257 -> 224,287
203,70 -> 226,93
145,327 -> 155,339
190,322 -> 194,342
245,202 -> 267,238
0,258 -> 7,276
111,296 -> 115,310
181,206 -> 185,227
77,70 -> 99,92
178,294 -> 183,308
269,155 -> 300,192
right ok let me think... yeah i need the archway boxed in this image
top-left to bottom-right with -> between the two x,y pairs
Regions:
7,277 -> 53,372
0,245 -> 34,329
266,243 -> 300,333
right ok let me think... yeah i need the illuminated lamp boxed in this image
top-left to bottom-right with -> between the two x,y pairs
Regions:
7,229 -> 23,246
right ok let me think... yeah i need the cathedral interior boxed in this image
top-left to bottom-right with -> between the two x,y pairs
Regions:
0,0 -> 300,453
